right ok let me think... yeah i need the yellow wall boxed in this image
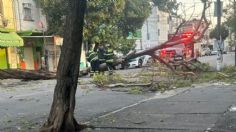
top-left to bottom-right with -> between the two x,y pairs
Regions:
7,47 -> 18,69
1,0 -> 16,30
1,0 -> 18,69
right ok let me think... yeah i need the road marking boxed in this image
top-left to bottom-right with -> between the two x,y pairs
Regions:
98,87 -> 190,119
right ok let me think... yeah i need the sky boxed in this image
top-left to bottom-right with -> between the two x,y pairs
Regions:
176,0 -> 231,28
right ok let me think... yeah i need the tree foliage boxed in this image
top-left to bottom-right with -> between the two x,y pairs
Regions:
226,17 -> 236,34
40,0 -> 178,53
209,24 -> 229,40
152,0 -> 179,14
40,0 -> 150,49
224,0 -> 236,34
39,0 -> 68,35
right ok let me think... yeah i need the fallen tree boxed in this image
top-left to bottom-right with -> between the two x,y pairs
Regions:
0,1 -> 210,80
95,0 -> 210,73
125,1 -> 210,68
0,69 -> 56,80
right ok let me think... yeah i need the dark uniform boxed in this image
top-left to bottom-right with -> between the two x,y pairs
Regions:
86,49 -> 99,75
104,47 -> 114,75
97,47 -> 106,65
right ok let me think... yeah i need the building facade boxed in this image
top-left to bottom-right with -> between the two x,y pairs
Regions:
0,0 -> 23,69
13,0 -> 47,70
135,6 -> 170,51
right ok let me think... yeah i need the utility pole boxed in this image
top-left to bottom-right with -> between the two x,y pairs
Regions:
216,0 -> 222,71
234,0 -> 236,66
41,22 -> 48,72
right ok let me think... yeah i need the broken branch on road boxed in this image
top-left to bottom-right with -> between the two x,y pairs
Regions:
0,69 -> 56,80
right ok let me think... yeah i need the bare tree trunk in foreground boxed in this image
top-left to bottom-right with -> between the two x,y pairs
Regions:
40,0 -> 87,131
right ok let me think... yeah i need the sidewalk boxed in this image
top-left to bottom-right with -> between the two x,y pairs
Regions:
84,84 -> 236,132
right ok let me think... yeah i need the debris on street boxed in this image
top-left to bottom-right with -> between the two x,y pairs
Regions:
0,69 -> 56,80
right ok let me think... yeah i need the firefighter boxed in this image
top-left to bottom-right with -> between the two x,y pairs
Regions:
104,44 -> 114,75
97,45 -> 106,73
86,48 -> 99,76
97,45 -> 106,65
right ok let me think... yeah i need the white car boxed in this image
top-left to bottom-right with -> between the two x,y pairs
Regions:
201,48 -> 211,56
211,50 -> 218,55
142,55 -> 153,66
128,56 -> 144,68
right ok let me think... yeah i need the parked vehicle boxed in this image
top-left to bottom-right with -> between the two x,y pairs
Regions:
223,50 -> 227,54
201,48 -> 211,56
211,50 -> 218,55
128,56 -> 144,68
210,49 -> 227,56
142,55 -> 153,66
159,45 -> 185,62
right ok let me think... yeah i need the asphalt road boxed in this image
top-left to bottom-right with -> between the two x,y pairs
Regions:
0,77 -> 153,131
198,52 -> 235,68
1,59 -> 236,131
87,83 -> 236,132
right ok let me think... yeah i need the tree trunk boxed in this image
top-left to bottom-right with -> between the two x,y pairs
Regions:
40,0 -> 87,132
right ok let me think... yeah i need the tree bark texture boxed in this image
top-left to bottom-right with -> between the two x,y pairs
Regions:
40,0 -> 87,132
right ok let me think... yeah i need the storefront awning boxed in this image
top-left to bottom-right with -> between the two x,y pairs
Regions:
0,32 -> 24,47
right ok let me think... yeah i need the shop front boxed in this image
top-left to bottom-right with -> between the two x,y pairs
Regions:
0,48 -> 7,69
0,32 -> 23,69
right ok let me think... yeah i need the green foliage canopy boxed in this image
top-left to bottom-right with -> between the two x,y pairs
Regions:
209,25 -> 229,40
224,1 -> 236,34
40,0 -> 178,54
152,0 -> 179,14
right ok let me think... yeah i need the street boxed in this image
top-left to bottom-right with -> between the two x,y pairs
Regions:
198,52 -> 235,69
0,77 -> 152,131
87,83 -> 236,132
0,67 -> 236,131
0,0 -> 236,131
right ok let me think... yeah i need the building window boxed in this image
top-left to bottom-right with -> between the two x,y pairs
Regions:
23,3 -> 33,21
158,29 -> 160,36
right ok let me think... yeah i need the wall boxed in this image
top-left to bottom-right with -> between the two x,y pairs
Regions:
13,0 -> 48,70
13,0 -> 47,32
0,48 -> 7,69
169,16 -> 182,34
1,0 -> 16,30
1,0 -> 19,69
7,47 -> 19,68
140,6 -> 159,50
136,6 -> 170,51
158,11 -> 169,43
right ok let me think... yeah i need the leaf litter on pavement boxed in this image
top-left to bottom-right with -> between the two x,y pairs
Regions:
90,62 -> 236,94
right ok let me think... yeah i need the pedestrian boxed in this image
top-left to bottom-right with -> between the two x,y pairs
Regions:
86,47 -> 99,76
104,44 -> 114,75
